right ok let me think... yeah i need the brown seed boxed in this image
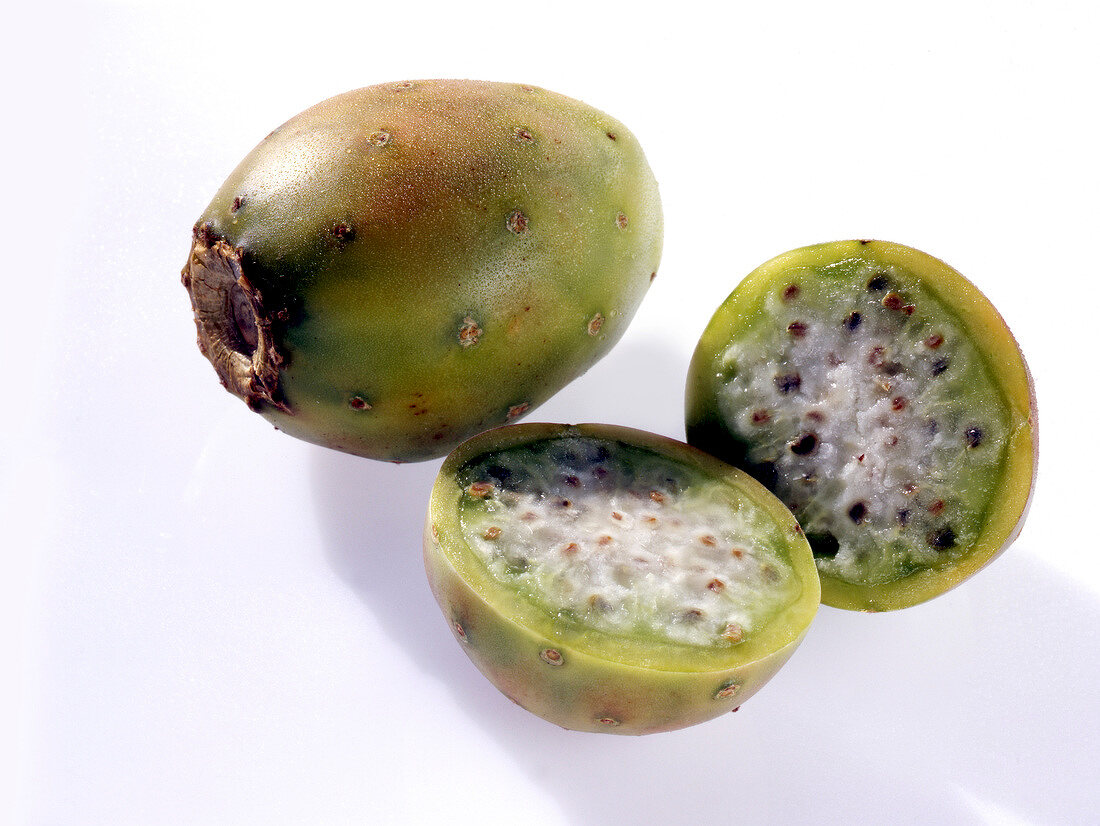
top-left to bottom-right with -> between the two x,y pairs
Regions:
513,126 -> 534,143
452,620 -> 467,640
333,222 -> 355,243
564,475 -> 580,487
588,594 -> 611,612
506,402 -> 529,420
563,542 -> 580,555
611,511 -> 623,520
868,346 -> 886,367
783,284 -> 801,302
927,527 -> 957,550
231,195 -> 245,213
700,535 -> 718,547
925,333 -> 945,349
368,130 -> 391,146
597,716 -> 620,726
616,212 -> 629,229
789,432 -> 818,456
467,482 -> 493,498
882,291 -> 904,311
892,396 -> 908,411
349,395 -> 372,410
806,410 -> 825,423
559,499 -> 572,508
731,548 -> 744,559
679,608 -> 705,623
587,313 -> 604,336
928,500 -> 946,516
598,535 -> 613,546
775,373 -> 802,393
707,578 -> 725,592
722,623 -> 744,643
606,131 -> 617,140
751,409 -> 772,425
483,526 -> 502,540
521,511 -> 538,521
643,516 -> 659,525
867,272 -> 889,291
787,320 -> 808,338
848,501 -> 868,524
649,490 -> 665,504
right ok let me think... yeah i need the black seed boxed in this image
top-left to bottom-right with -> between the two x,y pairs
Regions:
231,195 -> 245,213
485,464 -> 512,483
808,532 -> 840,558
927,527 -> 957,550
927,419 -> 939,435
843,312 -> 862,331
789,432 -> 818,456
965,427 -> 983,448
931,358 -> 949,376
333,222 -> 356,243
787,321 -> 808,338
749,461 -> 779,489
775,373 -> 801,393
867,273 -> 889,291
896,508 -> 911,526
848,501 -> 868,524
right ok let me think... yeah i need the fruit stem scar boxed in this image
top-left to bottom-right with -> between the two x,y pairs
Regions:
181,231 -> 289,413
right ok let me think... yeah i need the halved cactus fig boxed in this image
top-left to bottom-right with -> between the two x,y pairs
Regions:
182,80 -> 662,462
423,423 -> 820,734
686,240 -> 1037,611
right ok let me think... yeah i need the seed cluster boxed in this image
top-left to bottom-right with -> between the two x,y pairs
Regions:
457,437 -> 799,647
714,262 -> 1010,585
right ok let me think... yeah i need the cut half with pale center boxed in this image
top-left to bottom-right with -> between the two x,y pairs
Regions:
686,240 -> 1037,611
424,423 -> 820,734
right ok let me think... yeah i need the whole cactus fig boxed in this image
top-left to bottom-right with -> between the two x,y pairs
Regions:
182,80 -> 662,462
424,423 -> 820,734
686,241 -> 1037,611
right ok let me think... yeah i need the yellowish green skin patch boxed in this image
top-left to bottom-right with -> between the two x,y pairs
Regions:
687,241 -> 1037,611
424,423 -> 820,735
183,80 -> 662,462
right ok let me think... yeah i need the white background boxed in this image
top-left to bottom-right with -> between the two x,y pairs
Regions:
5,1 -> 1099,823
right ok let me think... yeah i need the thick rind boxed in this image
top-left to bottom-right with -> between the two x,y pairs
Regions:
424,423 -> 820,734
184,79 -> 662,462
685,240 -> 1038,611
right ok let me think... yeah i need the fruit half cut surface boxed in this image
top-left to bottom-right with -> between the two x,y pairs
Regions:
686,240 -> 1037,611
424,423 -> 820,735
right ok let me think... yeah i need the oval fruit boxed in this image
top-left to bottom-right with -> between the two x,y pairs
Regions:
182,80 -> 662,462
423,423 -> 820,734
686,240 -> 1037,611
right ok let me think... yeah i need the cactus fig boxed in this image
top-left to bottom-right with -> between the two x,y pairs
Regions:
182,80 -> 662,462
686,241 -> 1037,611
423,423 -> 820,734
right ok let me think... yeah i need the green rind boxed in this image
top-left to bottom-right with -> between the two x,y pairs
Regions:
685,240 -> 1037,611
424,422 -> 820,734
191,80 -> 662,462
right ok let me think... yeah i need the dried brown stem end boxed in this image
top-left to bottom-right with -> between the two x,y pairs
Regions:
181,233 -> 289,413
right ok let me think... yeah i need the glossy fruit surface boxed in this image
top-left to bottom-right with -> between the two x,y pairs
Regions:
424,422 -> 820,734
686,240 -> 1037,610
182,80 -> 662,461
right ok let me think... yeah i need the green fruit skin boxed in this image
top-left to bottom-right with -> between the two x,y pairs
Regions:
424,423 -> 820,735
685,240 -> 1038,611
186,80 -> 662,462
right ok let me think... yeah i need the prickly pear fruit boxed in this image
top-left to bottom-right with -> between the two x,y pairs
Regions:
182,80 -> 662,462
686,241 -> 1037,611
423,423 -> 820,734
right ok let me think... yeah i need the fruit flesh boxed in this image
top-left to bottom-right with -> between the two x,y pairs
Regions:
424,423 -> 820,734
182,80 -> 662,462
686,241 -> 1037,611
